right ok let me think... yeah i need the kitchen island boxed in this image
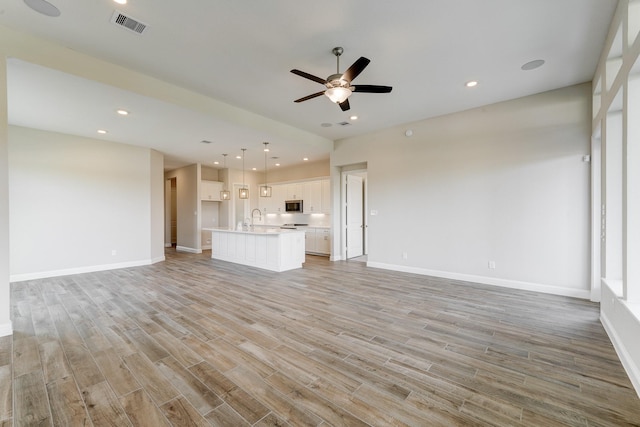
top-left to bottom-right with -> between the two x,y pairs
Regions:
203,227 -> 305,272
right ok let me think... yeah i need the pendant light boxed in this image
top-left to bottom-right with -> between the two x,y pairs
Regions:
220,154 -> 230,201
260,142 -> 272,197
239,148 -> 249,199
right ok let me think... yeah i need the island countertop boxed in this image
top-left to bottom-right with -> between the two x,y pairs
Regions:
202,227 -> 304,235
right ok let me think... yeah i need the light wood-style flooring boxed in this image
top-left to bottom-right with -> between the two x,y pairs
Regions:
2,249 -> 640,426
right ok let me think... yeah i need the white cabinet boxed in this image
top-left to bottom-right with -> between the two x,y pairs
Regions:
284,183 -> 303,200
259,184 -> 285,213
303,227 -> 330,255
201,180 -> 223,201
321,179 -> 331,213
304,228 -> 316,253
258,178 -> 329,214
303,180 -> 322,213
316,228 -> 330,254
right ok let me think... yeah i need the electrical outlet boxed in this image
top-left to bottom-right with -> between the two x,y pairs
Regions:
488,261 -> 496,269
111,250 -> 117,256
402,252 -> 408,260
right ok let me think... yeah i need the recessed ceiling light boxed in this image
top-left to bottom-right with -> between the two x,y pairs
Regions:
236,155 -> 242,159
114,0 -> 127,4
97,129 -> 107,134
303,158 -> 309,161
350,115 -> 358,120
24,0 -> 61,17
116,109 -> 129,116
213,161 -> 219,165
521,59 -> 545,71
252,167 -> 257,171
465,81 -> 478,88
275,163 -> 281,167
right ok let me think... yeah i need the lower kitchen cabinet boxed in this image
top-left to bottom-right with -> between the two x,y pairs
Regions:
304,228 -> 330,255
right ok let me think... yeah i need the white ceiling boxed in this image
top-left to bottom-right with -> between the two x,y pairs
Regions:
0,0 -> 617,170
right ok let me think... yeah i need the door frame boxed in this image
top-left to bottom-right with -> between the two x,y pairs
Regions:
340,169 -> 368,260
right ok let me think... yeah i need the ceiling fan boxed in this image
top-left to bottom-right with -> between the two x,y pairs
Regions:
291,47 -> 392,112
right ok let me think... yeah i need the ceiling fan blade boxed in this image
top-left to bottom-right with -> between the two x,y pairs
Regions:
352,85 -> 393,93
339,99 -> 350,111
290,69 -> 327,85
294,91 -> 326,103
342,57 -> 370,82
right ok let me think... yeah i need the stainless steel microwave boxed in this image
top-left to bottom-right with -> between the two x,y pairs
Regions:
285,200 -> 303,213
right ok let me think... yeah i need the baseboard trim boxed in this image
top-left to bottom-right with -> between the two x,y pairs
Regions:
176,246 -> 202,254
366,262 -> 591,299
601,310 -> 640,398
10,258 -> 156,282
151,255 -> 166,264
164,243 -> 172,248
0,322 -> 12,337
201,245 -> 211,250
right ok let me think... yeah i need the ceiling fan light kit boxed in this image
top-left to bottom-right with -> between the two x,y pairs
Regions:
291,46 -> 392,111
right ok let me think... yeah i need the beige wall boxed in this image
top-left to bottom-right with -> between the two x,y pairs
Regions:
9,126 -> 164,279
267,159 -> 329,183
332,83 -> 592,298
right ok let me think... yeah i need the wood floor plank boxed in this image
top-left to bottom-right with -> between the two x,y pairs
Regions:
38,340 -> 70,385
13,336 -> 41,378
150,330 -> 203,368
93,349 -> 141,397
14,371 -> 51,427
124,328 -> 169,363
82,380 -> 132,427
226,365 -> 322,426
204,402 -> 251,427
0,365 -> 11,421
46,377 -> 90,426
5,249 -> 640,426
160,397 -> 210,427
122,352 -> 179,406
154,356 -> 222,415
119,389 -> 171,427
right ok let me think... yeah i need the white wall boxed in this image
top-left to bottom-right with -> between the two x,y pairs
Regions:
332,83 -> 591,298
0,56 -> 10,336
150,149 -> 165,263
8,126 -> 164,280
165,165 -> 199,252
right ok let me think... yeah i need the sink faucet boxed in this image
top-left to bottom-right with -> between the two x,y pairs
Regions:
251,208 -> 262,226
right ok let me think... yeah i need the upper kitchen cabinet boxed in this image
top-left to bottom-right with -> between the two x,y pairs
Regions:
303,179 -> 330,213
259,184 -> 285,213
201,180 -> 223,201
303,180 -> 322,213
321,179 -> 330,214
284,183 -> 303,200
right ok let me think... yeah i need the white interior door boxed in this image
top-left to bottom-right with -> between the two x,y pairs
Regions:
346,174 -> 364,258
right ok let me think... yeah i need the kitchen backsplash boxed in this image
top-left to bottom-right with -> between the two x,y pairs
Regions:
258,213 -> 330,227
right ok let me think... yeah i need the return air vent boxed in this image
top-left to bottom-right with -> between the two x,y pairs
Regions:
110,10 -> 148,35
337,121 -> 351,126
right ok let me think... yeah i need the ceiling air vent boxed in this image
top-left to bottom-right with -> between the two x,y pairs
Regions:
337,121 -> 351,126
110,10 -> 148,35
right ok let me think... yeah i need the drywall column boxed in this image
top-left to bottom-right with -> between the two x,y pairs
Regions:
0,55 -> 11,336
624,77 -> 640,302
604,111 -> 623,281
